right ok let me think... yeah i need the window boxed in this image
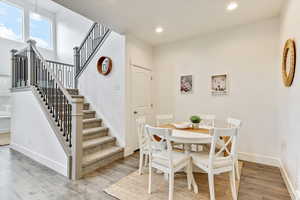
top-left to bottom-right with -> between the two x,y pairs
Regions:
0,1 -> 23,41
30,12 -> 52,49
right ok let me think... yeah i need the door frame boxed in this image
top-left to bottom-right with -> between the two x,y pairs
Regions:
126,63 -> 154,155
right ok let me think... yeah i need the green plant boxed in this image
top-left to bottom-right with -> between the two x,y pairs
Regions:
190,115 -> 201,123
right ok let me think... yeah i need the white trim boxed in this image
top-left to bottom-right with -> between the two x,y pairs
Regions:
124,146 -> 136,157
238,152 -> 280,167
296,191 -> 300,200
10,142 -> 68,177
0,129 -> 10,134
279,159 -> 297,200
0,74 -> 11,77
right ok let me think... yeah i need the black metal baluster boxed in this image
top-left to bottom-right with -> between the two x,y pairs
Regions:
63,96 -> 67,136
24,57 -> 27,86
68,103 -> 72,147
47,72 -> 50,109
55,83 -> 58,123
51,76 -> 55,116
60,89 -> 63,131
20,57 -> 23,87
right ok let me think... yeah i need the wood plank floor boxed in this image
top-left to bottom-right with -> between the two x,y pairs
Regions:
0,146 -> 291,200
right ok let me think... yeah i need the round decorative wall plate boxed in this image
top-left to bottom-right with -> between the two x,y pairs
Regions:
282,39 -> 296,87
97,57 -> 112,75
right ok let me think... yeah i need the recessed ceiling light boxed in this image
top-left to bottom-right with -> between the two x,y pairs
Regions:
155,27 -> 164,33
227,1 -> 238,11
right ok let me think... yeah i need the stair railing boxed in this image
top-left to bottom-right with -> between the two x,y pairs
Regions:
46,60 -> 75,89
11,40 -> 84,180
73,22 -> 111,81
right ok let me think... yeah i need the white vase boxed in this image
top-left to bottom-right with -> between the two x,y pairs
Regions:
192,123 -> 199,129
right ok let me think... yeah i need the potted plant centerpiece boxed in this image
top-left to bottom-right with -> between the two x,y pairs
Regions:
190,115 -> 201,129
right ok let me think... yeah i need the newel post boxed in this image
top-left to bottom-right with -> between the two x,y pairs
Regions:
71,98 -> 84,180
11,49 -> 17,88
27,39 -> 37,86
73,47 -> 80,88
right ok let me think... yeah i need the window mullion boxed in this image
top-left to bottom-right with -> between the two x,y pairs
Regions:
24,8 -> 30,42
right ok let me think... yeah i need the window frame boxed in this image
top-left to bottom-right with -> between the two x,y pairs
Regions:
29,11 -> 54,50
0,0 -> 25,42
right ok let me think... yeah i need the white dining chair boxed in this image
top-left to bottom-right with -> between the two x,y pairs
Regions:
136,116 -> 148,175
199,114 -> 216,127
156,114 -> 174,126
192,114 -> 216,152
145,125 -> 194,200
191,127 -> 238,200
227,118 -> 242,180
156,114 -> 184,150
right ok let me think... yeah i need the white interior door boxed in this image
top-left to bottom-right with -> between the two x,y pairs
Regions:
130,65 -> 153,152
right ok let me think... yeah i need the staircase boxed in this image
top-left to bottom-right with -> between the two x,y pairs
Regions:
11,21 -> 123,180
67,89 -> 123,175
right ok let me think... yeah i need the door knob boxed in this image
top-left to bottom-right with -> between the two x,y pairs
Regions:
133,111 -> 138,114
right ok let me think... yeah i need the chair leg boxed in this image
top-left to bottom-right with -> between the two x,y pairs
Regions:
208,173 -> 215,200
169,172 -> 174,200
235,160 -> 240,180
148,161 -> 152,194
186,161 -> 192,191
139,152 -> 144,175
229,170 -> 237,200
144,154 -> 149,167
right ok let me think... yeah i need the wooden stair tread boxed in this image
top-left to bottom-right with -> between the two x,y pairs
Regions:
83,110 -> 96,114
83,118 -> 102,123
83,127 -> 108,135
83,136 -> 115,149
82,146 -> 123,167
71,95 -> 84,98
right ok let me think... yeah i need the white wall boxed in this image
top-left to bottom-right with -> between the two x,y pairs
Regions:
125,35 -> 153,155
279,0 -> 300,197
78,31 -> 126,147
10,90 -> 69,176
56,9 -> 93,64
153,18 -> 280,162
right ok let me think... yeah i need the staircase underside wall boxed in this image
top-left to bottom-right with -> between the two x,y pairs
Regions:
10,90 -> 69,177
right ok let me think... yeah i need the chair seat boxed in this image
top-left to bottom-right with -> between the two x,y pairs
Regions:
191,152 -> 233,169
152,151 -> 190,168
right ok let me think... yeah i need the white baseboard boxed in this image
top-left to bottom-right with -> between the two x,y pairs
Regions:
279,160 -> 297,200
296,191 -> 300,200
124,146 -> 135,157
238,152 -> 280,167
10,143 -> 68,177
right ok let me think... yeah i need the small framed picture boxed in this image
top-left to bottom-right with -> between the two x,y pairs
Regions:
180,75 -> 193,94
211,74 -> 228,96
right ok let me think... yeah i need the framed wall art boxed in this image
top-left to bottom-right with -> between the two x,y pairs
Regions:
180,75 -> 193,94
97,56 -> 112,75
211,74 -> 228,96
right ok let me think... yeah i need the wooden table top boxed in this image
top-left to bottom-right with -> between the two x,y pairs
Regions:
159,124 -> 210,134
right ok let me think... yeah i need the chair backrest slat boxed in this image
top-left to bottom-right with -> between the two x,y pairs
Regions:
227,118 -> 242,128
209,127 -> 238,167
145,125 -> 173,166
199,114 -> 216,127
136,116 -> 147,149
156,114 -> 174,126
